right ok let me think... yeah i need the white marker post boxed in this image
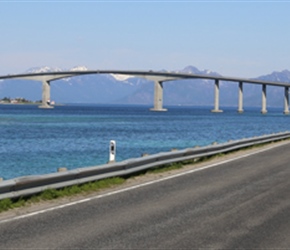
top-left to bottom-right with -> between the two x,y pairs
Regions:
109,140 -> 116,163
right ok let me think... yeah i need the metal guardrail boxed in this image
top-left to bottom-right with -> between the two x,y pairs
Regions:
0,131 -> 290,200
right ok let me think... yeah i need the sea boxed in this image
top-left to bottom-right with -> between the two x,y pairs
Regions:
0,104 -> 289,180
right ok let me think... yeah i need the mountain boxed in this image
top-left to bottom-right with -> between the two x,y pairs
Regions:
26,66 -> 63,73
119,66 -> 222,106
256,70 -> 290,82
0,66 -> 289,107
246,70 -> 290,107
0,66 -> 147,104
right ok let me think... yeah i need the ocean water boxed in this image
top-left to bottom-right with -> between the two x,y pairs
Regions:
0,104 -> 289,180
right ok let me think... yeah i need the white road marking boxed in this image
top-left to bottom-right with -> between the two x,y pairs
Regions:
0,140 -> 289,224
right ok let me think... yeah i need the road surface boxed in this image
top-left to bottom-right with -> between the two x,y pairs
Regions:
0,142 -> 290,249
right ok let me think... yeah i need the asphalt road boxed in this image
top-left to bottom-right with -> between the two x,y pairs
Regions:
1,142 -> 290,249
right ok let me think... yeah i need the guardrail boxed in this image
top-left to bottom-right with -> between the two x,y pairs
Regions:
1,131 -> 290,200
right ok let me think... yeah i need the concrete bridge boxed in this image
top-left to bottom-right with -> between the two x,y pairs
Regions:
0,70 -> 290,114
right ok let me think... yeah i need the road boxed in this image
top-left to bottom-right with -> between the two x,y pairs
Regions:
0,142 -> 290,249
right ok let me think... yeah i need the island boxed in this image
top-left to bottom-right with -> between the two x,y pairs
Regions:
0,97 -> 41,105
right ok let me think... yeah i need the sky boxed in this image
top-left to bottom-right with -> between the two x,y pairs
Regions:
0,0 -> 290,78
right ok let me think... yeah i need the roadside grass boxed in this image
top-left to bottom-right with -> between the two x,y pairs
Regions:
0,139 -> 287,213
0,177 -> 125,213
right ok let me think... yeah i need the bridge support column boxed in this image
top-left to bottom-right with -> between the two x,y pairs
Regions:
150,80 -> 167,112
211,79 -> 223,113
284,86 -> 289,115
261,84 -> 267,114
238,81 -> 244,113
39,80 -> 53,109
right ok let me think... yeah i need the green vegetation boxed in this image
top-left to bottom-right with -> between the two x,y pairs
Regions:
148,161 -> 192,174
0,177 -> 125,213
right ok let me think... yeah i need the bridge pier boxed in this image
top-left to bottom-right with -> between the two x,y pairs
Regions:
238,81 -> 244,113
284,86 -> 289,114
211,79 -> 223,113
39,80 -> 53,109
261,84 -> 267,114
150,80 -> 167,112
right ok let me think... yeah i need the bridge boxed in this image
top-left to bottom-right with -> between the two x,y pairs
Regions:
0,70 -> 290,114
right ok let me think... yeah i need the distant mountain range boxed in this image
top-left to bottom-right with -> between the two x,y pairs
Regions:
0,65 -> 290,107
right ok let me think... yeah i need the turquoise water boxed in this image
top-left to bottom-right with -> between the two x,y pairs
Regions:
0,104 -> 289,180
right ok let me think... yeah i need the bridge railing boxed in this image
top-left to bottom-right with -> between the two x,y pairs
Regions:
0,131 -> 290,200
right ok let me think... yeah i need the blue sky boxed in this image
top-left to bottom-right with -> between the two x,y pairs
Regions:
0,0 -> 290,77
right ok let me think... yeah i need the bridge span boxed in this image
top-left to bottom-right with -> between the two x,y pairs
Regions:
0,70 -> 290,114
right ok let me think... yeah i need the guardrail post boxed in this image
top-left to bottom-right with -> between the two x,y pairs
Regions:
57,167 -> 67,172
109,140 -> 116,163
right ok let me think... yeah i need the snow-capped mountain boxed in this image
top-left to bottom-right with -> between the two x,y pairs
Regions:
26,66 -> 89,73
256,69 -> 290,83
70,66 -> 89,72
179,65 -> 220,77
26,66 -> 63,73
26,66 -> 134,83
110,74 -> 134,82
0,66 -> 289,107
